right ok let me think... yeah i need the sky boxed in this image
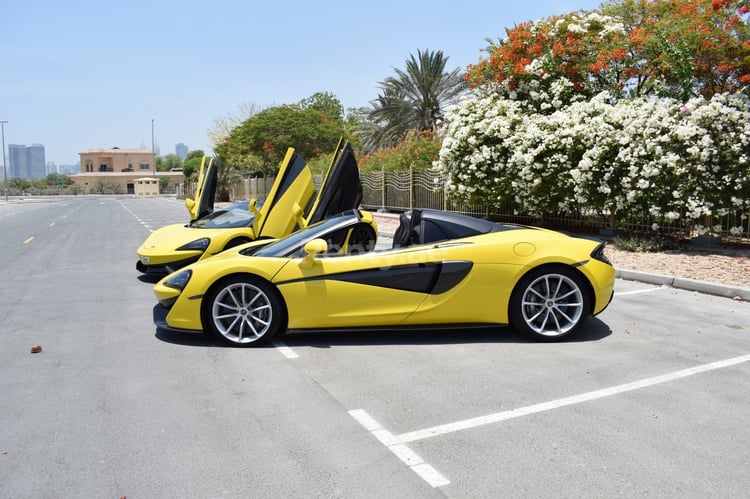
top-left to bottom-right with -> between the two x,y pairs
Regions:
2,0 -> 603,167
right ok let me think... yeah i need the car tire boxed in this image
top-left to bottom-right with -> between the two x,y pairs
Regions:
509,266 -> 590,341
204,275 -> 286,347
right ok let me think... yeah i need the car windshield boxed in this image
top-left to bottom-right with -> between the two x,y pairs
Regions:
191,201 -> 254,229
246,210 -> 358,258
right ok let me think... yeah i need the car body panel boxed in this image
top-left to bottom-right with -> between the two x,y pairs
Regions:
153,209 -> 616,338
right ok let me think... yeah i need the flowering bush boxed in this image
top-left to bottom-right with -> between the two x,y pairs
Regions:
434,85 -> 750,232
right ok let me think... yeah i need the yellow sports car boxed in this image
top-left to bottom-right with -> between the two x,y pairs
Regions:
153,208 -> 615,345
137,141 -> 368,275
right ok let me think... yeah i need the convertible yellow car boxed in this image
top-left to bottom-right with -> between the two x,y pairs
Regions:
137,141 -> 369,275
153,208 -> 615,345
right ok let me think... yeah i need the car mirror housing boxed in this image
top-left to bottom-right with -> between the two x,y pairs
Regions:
300,238 -> 328,269
304,238 -> 328,256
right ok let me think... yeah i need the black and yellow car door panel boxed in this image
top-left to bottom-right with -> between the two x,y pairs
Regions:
272,251 -> 473,329
254,149 -> 315,239
185,156 -> 217,222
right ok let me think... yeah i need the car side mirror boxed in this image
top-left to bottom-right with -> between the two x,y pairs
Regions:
304,238 -> 328,256
301,239 -> 328,268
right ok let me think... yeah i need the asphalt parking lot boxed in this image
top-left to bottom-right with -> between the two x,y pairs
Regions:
1,196 -> 748,498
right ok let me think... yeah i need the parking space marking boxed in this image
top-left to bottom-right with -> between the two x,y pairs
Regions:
273,341 -> 299,359
397,353 -> 750,443
615,287 -> 668,296
349,409 -> 450,488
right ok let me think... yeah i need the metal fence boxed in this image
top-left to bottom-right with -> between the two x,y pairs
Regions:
192,169 -> 749,240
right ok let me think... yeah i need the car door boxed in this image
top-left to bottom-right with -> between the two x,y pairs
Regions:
254,148 -> 316,239
185,156 -> 217,222
271,245 -> 473,330
304,140 -> 363,226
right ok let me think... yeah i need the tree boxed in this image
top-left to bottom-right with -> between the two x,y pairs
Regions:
182,150 -> 205,180
160,154 -> 183,172
215,93 -> 347,175
298,91 -> 344,120
209,101 -> 263,149
466,0 -> 750,103
362,49 -> 467,149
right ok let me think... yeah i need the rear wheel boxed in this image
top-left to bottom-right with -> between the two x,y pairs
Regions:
204,276 -> 285,346
347,223 -> 376,254
509,266 -> 590,341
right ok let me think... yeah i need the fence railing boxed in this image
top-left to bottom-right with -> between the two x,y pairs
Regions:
184,169 -> 749,240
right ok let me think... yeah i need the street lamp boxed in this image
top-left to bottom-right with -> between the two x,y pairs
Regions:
151,118 -> 155,177
1,120 -> 7,202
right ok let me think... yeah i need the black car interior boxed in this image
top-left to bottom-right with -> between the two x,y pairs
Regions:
392,209 -> 520,248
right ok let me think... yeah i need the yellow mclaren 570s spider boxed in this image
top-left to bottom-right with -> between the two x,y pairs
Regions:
137,140 -> 371,275
153,208 -> 615,345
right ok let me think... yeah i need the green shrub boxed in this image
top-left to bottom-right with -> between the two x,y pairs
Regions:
614,233 -> 680,252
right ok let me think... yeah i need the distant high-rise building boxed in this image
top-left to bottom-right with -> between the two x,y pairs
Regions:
8,143 -> 47,179
8,145 -> 28,178
27,144 -> 46,179
175,143 -> 188,160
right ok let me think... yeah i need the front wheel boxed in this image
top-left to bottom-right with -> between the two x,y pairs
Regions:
509,266 -> 590,341
204,276 -> 286,347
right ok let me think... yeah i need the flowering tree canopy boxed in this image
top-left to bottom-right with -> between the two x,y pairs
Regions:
467,0 -> 750,102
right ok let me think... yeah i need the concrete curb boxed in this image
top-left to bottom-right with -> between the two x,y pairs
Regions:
616,269 -> 750,301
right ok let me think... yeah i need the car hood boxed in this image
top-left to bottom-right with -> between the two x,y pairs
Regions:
138,223 -> 228,254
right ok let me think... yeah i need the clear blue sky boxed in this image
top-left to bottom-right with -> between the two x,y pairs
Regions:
2,0 -> 603,166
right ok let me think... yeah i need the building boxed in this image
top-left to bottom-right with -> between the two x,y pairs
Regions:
27,144 -> 46,178
8,145 -> 27,178
70,147 -> 184,194
8,143 -> 47,179
175,143 -> 188,160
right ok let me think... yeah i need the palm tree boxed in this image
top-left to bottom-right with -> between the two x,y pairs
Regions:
362,49 -> 466,150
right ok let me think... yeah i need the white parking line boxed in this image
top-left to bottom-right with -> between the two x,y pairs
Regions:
273,341 -> 299,359
349,409 -> 450,488
615,287 -> 668,296
397,353 -> 750,443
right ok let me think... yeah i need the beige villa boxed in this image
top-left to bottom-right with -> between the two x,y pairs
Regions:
70,147 -> 184,194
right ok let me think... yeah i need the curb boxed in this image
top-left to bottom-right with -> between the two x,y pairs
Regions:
616,269 -> 750,301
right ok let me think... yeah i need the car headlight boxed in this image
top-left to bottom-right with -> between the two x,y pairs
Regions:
177,238 -> 210,251
164,269 -> 192,291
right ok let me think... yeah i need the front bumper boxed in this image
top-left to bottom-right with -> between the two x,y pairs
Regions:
137,255 -> 201,275
153,304 -> 203,335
